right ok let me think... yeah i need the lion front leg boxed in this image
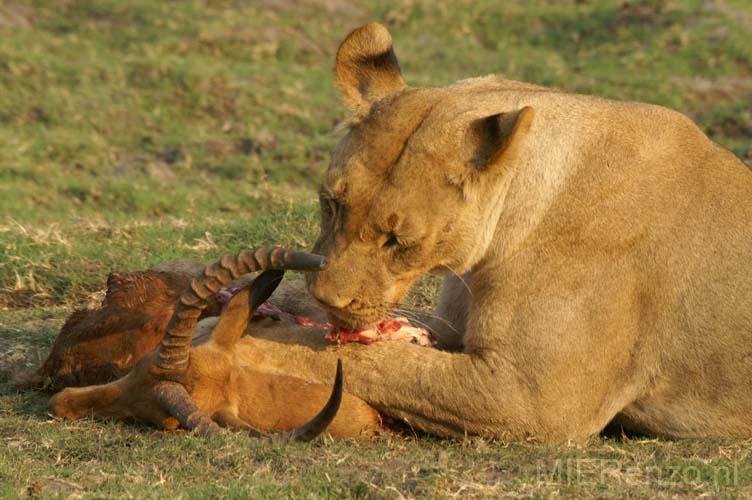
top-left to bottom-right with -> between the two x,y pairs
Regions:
249,338 -> 547,440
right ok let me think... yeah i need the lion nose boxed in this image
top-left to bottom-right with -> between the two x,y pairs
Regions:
310,289 -> 353,310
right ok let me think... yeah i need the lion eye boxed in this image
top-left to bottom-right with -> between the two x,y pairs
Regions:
383,233 -> 400,249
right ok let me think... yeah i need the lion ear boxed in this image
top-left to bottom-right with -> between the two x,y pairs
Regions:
335,23 -> 407,117
467,106 -> 535,174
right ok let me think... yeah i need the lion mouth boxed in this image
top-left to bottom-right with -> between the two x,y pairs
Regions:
217,283 -> 434,346
218,287 -> 434,347
324,310 -> 378,331
254,302 -> 434,347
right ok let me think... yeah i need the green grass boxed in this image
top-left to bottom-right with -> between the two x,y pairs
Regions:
1,0 -> 751,497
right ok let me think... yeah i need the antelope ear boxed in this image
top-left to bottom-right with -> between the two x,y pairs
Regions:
466,106 -> 535,173
335,22 -> 407,116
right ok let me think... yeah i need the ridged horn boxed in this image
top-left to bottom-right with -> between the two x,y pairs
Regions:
154,248 -> 326,376
154,381 -> 221,435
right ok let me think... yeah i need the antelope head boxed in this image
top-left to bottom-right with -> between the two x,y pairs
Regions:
49,248 -> 344,441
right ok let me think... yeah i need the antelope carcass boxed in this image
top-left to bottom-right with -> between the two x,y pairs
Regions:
48,248 -> 381,439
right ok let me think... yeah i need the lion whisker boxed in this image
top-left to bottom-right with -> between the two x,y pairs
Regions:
438,264 -> 472,297
391,306 -> 461,336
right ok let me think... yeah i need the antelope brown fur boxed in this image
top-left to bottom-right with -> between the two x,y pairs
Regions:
23,261 -> 215,390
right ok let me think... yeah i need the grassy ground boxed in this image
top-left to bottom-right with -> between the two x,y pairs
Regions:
1,0 -> 751,497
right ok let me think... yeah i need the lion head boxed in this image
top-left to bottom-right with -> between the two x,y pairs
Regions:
306,23 -> 534,329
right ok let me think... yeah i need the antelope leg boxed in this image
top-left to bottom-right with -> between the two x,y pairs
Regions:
212,407 -> 263,437
277,359 -> 343,442
214,361 -> 343,442
156,249 -> 324,374
211,270 -> 285,349
210,289 -> 253,349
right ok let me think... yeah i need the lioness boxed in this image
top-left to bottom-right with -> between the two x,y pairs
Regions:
241,22 -> 752,442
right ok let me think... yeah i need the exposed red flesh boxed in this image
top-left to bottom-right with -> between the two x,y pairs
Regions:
217,286 -> 435,347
